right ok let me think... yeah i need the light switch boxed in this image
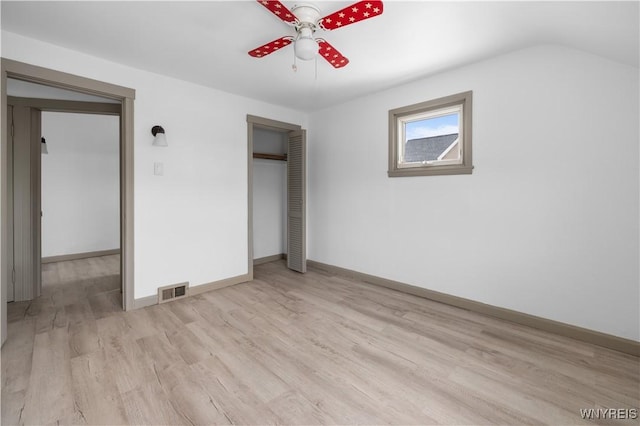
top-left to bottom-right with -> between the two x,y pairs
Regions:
154,162 -> 164,176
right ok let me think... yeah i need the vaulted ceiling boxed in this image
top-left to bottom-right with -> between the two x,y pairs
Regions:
2,1 -> 638,111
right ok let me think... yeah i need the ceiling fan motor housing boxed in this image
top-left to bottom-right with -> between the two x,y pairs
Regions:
291,3 -> 321,28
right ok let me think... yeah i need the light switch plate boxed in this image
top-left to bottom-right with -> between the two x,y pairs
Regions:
154,162 -> 164,176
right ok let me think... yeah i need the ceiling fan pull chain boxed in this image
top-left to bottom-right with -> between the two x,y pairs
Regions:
292,49 -> 298,72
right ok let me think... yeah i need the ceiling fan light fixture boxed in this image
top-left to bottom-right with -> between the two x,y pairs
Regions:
294,36 -> 318,61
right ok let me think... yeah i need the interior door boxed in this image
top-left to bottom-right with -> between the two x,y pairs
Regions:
31,108 -> 42,299
7,106 -> 14,302
8,103 -> 42,302
287,129 -> 306,273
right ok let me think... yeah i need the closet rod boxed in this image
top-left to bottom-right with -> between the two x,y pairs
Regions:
253,153 -> 287,161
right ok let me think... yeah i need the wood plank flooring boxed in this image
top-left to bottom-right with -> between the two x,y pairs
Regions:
2,255 -> 638,425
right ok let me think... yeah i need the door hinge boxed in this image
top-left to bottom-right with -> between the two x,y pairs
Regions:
11,268 -> 16,284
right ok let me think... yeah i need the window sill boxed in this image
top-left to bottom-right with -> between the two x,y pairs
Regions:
388,165 -> 474,177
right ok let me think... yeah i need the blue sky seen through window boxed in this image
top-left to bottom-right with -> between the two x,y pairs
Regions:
405,113 -> 459,141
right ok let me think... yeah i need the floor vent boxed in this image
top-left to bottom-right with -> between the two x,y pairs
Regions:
158,282 -> 189,304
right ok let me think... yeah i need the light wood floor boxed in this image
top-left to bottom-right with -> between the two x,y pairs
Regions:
2,255 -> 638,425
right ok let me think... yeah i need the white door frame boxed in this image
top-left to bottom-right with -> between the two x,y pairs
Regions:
246,115 -> 302,280
1,59 -> 136,346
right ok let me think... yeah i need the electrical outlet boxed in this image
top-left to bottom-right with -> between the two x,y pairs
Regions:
154,162 -> 164,176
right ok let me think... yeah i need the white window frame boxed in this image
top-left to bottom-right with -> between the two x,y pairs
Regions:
397,105 -> 463,168
389,91 -> 473,177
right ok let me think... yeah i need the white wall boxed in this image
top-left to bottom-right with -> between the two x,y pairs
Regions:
253,127 -> 287,260
41,112 -> 120,257
253,159 -> 286,259
308,45 -> 640,341
2,31 -> 307,299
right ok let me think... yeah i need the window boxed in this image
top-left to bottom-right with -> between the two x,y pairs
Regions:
388,91 -> 473,177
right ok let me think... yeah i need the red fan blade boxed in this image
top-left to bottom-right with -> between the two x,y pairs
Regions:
317,40 -> 349,69
248,36 -> 293,58
256,0 -> 297,25
320,1 -> 383,30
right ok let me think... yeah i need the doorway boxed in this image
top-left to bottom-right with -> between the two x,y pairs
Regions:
1,59 -> 135,345
247,115 -> 307,280
40,111 -> 120,267
7,95 -> 121,303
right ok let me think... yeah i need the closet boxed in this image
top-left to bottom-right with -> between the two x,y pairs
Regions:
252,127 -> 287,264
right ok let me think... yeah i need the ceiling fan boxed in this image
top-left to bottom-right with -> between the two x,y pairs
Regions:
249,0 -> 384,69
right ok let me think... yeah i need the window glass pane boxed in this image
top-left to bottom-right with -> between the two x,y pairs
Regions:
402,112 -> 460,163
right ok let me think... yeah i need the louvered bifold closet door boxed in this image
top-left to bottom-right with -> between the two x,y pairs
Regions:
287,130 -> 307,273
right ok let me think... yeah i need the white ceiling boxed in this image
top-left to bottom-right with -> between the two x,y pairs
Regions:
2,1 -> 638,112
